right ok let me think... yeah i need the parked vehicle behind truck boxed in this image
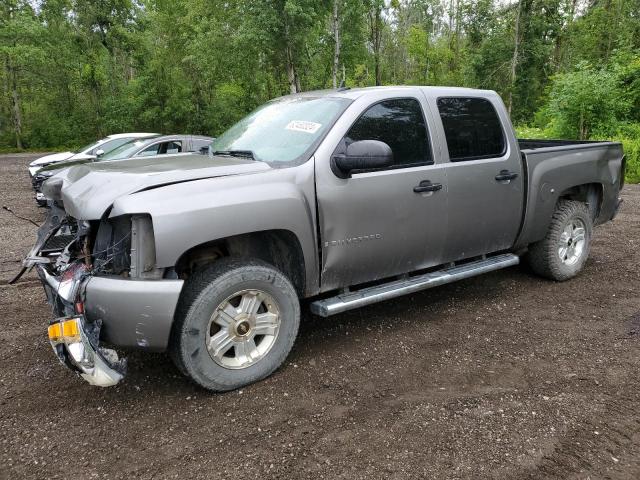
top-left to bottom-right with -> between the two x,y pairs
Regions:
15,86 -> 625,392
31,135 -> 214,205
28,133 -> 158,205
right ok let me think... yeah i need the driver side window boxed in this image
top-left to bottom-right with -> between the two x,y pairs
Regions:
346,98 -> 432,168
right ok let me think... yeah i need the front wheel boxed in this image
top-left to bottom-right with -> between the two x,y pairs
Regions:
527,199 -> 593,281
170,259 -> 300,392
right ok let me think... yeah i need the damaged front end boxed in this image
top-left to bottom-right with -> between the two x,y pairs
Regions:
15,174 -> 185,388
13,203 -> 130,387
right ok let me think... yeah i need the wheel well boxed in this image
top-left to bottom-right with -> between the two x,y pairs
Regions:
558,183 -> 602,221
174,230 -> 306,296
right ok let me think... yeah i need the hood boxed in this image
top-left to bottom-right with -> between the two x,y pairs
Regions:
29,151 -> 74,167
38,156 -> 95,174
48,154 -> 271,220
68,153 -> 96,161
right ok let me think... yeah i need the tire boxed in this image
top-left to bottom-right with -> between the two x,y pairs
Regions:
527,199 -> 593,281
169,258 -> 300,392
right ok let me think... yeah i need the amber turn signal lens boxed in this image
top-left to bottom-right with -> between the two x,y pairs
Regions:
48,318 -> 81,344
62,319 -> 80,338
48,323 -> 63,343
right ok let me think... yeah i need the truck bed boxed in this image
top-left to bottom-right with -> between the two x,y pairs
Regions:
518,138 -> 611,151
514,138 -> 624,251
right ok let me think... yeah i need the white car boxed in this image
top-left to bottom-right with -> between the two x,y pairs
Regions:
28,133 -> 158,178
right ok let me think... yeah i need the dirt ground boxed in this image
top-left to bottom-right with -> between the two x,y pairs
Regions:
0,153 -> 639,480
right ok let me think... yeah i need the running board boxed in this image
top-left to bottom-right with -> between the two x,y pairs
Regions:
310,253 -> 520,317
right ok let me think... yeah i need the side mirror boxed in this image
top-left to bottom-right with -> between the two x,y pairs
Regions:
332,140 -> 393,178
95,149 -> 105,157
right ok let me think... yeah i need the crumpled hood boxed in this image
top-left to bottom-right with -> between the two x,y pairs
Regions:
50,154 -> 271,220
30,151 -> 74,167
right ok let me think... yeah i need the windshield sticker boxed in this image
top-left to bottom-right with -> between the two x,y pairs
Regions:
285,120 -> 322,134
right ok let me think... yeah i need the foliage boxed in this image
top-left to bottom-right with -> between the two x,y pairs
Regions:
0,0 -> 638,182
606,124 -> 640,185
514,125 -> 550,139
540,64 -> 628,140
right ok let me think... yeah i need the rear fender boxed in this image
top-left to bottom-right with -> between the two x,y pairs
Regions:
515,143 -> 623,249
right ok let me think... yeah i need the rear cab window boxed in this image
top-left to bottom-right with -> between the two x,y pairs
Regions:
436,97 -> 506,162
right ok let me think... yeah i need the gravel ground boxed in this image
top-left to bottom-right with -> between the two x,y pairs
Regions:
1,153 -> 639,480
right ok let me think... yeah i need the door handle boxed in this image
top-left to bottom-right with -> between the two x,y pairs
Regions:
495,170 -> 519,182
413,180 -> 443,193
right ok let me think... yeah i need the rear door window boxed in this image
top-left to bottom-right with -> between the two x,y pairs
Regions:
346,98 -> 432,168
162,141 -> 182,154
436,97 -> 506,161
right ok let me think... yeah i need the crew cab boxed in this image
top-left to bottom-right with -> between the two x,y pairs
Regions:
15,86 -> 625,391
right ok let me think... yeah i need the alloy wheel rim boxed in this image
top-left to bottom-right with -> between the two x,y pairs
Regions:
206,289 -> 281,369
558,219 -> 586,266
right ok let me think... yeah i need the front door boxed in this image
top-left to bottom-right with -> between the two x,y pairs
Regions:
315,93 -> 448,291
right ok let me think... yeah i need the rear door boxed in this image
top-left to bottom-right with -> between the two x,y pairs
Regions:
315,91 -> 448,291
430,94 -> 523,261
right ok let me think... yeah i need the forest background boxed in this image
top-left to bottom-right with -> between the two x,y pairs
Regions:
1,0 -> 639,181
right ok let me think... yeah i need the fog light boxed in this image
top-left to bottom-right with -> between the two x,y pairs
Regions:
67,341 -> 91,367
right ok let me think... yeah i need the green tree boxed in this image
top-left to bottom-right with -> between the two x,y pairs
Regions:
0,1 -> 46,148
541,63 -> 628,139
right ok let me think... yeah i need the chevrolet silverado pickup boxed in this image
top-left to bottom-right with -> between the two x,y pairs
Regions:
14,86 -> 625,392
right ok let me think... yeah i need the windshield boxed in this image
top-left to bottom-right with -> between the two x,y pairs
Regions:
100,139 -> 150,161
75,140 -> 103,154
74,137 -> 144,156
94,137 -> 135,155
211,96 -> 351,164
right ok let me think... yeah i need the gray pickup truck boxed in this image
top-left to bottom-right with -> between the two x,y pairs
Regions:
15,86 -> 625,392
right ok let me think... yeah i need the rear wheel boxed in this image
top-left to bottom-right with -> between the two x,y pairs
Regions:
170,258 -> 300,392
527,200 -> 592,281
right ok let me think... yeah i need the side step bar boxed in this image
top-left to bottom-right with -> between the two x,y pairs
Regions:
310,253 -> 520,317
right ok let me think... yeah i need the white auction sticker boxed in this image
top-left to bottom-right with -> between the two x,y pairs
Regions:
285,120 -> 322,134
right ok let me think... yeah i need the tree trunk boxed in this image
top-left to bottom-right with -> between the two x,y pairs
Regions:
507,0 -> 522,116
603,0 -> 613,61
553,0 -> 578,71
448,0 -> 455,71
332,0 -> 340,88
284,22 -> 299,94
370,3 -> 382,86
6,58 -> 23,150
579,111 -> 588,140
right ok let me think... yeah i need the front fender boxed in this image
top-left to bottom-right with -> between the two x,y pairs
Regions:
109,162 -> 320,295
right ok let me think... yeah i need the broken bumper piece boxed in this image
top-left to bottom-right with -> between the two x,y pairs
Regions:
48,315 -> 126,387
37,262 -> 127,388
